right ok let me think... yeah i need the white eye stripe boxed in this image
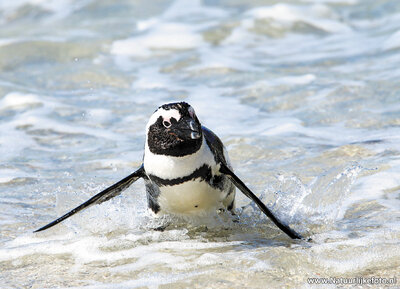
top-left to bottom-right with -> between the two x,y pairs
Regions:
146,108 -> 181,130
162,116 -> 177,123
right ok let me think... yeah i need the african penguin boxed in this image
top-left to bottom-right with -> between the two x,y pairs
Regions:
143,102 -> 235,216
34,102 -> 303,240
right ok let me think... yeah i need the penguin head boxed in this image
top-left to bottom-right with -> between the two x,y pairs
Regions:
146,102 -> 203,157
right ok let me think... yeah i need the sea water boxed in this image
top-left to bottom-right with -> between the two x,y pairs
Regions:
0,0 -> 399,288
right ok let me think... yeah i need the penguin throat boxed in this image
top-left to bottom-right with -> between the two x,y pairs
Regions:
147,134 -> 202,157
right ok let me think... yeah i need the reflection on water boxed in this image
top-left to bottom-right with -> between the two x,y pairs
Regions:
0,0 -> 400,288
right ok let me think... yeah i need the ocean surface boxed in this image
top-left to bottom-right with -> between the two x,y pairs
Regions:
0,0 -> 399,288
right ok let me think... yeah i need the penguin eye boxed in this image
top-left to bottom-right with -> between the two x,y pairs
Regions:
163,120 -> 171,128
188,106 -> 196,119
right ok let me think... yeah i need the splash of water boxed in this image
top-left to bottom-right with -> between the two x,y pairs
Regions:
257,164 -> 363,235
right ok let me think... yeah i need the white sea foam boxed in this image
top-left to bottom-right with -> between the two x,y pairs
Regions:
0,38 -> 19,47
1,0 -> 400,288
256,74 -> 317,87
133,66 -> 184,90
350,162 -> 400,203
111,0 -> 227,58
162,0 -> 228,20
245,4 -> 352,34
310,228 -> 400,273
111,22 -> 204,57
111,0 -> 230,59
188,86 -> 262,135
250,162 -> 376,239
0,168 -> 29,183
0,0 -> 91,23
0,92 -> 42,109
55,272 -> 203,289
382,30 -> 400,51
301,0 -> 358,4
0,230 -> 243,265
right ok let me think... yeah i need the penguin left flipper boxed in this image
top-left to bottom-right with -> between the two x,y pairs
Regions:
219,163 -> 304,240
202,126 -> 303,240
34,165 -> 145,232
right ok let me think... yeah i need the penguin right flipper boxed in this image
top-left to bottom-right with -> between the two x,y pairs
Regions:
219,163 -> 304,240
34,165 -> 145,232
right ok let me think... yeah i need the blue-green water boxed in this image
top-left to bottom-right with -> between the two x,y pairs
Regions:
0,0 -> 399,288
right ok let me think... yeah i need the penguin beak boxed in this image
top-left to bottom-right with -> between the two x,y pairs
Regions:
175,118 -> 202,140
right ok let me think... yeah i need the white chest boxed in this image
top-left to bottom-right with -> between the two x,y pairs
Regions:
144,137 -> 228,215
157,180 -> 224,215
143,137 -> 217,179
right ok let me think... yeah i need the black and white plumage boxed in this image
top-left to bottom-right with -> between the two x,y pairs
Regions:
35,102 -> 303,240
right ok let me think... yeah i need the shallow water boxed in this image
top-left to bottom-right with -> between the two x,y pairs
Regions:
1,0 -> 400,288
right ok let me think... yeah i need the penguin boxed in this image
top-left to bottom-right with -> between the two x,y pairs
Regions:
34,102 -> 303,239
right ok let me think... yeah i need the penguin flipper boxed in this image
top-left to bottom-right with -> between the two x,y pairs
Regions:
34,165 -> 145,232
219,163 -> 304,240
